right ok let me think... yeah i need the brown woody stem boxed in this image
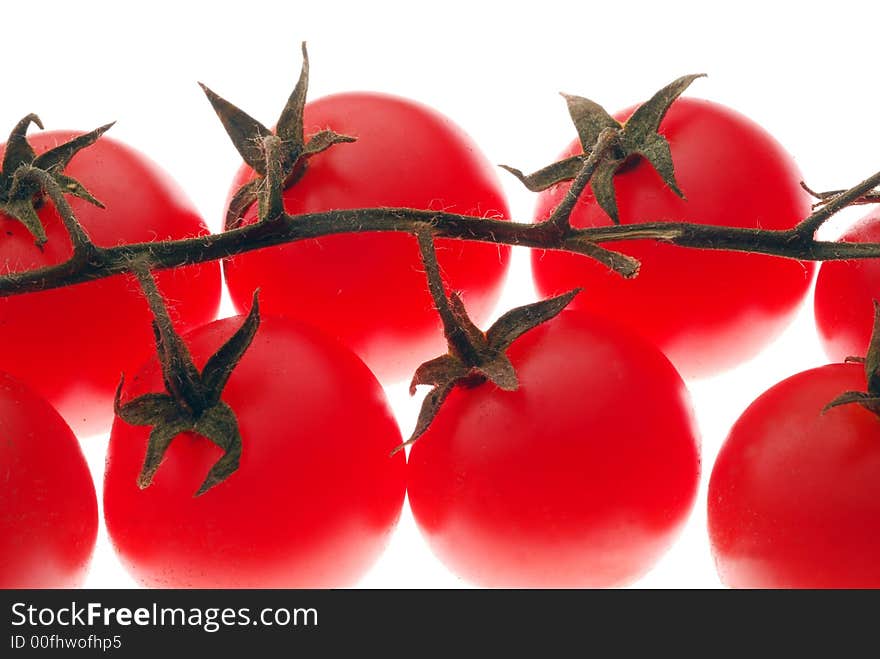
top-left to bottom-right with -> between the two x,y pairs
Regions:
794,170 -> 880,238
1,204 -> 880,298
3,163 -> 880,297
130,261 -> 205,414
415,230 -> 480,363
546,126 -> 619,231
258,135 -> 286,223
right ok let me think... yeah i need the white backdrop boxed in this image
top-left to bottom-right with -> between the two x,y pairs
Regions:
2,0 -> 878,588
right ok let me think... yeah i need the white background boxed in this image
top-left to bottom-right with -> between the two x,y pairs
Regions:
3,0 -> 879,588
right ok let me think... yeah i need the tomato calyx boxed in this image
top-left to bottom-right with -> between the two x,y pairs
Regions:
201,42 -> 356,229
114,264 -> 260,496
0,115 -> 113,246
393,231 -> 579,453
824,300 -> 880,416
501,73 -> 704,224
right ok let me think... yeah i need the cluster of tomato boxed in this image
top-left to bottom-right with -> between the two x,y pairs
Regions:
1,77 -> 878,589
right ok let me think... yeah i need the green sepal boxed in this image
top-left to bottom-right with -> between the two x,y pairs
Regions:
138,420 -> 192,489
619,73 -> 705,198
199,82 -> 273,175
590,159 -> 622,225
302,130 -> 357,157
864,301 -> 880,394
115,291 -> 261,496
33,122 -> 114,173
2,114 -> 42,175
113,385 -> 179,427
2,198 -> 47,246
503,74 -> 705,222
486,289 -> 581,350
201,291 -> 260,403
191,402 -> 243,496
477,355 -> 518,391
499,156 -> 584,192
561,92 -> 620,153
821,301 -> 880,419
622,74 -> 705,144
823,391 -> 880,416
393,378 -> 459,456
402,287 -> 581,451
409,354 -> 467,395
0,116 -> 112,246
225,179 -> 262,229
275,42 -> 309,149
632,132 -> 683,198
53,173 -> 105,208
203,44 -> 356,229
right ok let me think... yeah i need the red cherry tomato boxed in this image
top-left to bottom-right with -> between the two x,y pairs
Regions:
531,98 -> 813,378
407,311 -> 700,587
708,363 -> 880,588
223,92 -> 510,383
0,371 -> 97,588
0,131 -> 222,437
104,315 -> 405,588
814,210 -> 880,361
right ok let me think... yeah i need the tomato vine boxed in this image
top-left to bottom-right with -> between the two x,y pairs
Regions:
0,48 -> 879,299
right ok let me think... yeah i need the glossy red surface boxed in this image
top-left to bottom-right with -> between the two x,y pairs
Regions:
531,98 -> 813,378
408,310 -> 700,587
709,363 -> 880,588
0,371 -> 97,587
0,131 -> 221,436
223,92 -> 510,383
104,315 -> 405,588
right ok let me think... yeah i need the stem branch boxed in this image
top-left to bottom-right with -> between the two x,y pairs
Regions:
794,169 -> 880,238
547,127 -> 618,231
415,230 -> 479,362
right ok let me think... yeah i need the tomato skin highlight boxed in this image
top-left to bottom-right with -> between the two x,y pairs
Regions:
0,132 -> 222,437
407,311 -> 700,588
0,371 -> 98,588
814,210 -> 880,362
104,315 -> 405,588
531,97 -> 813,378
708,363 -> 880,588
223,92 -> 510,383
